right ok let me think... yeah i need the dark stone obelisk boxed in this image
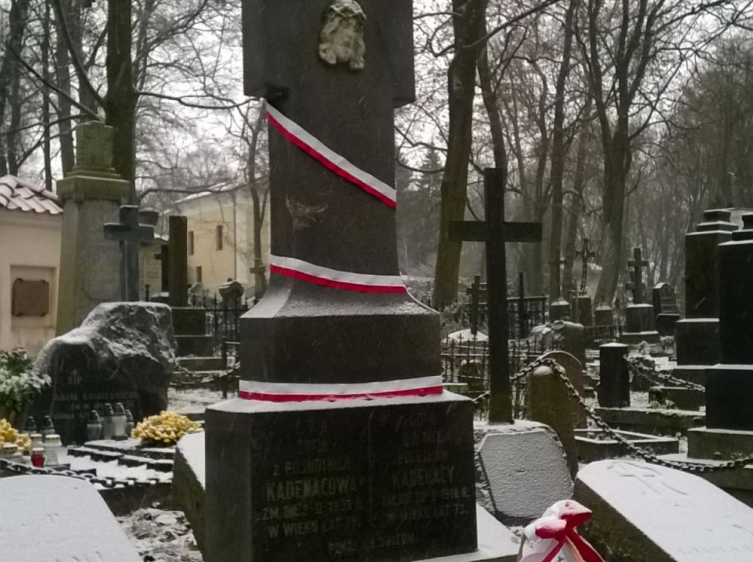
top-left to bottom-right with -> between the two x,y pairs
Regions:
674,209 -> 736,386
689,214 -> 753,459
204,3 -> 484,562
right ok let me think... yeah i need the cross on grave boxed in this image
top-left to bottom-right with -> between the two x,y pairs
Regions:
576,237 -> 596,294
550,253 -> 567,299
449,168 -> 543,423
626,247 -> 649,304
104,205 -> 154,301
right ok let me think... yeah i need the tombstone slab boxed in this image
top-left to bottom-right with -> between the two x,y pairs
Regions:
598,343 -> 629,408
652,282 -> 680,336
0,475 -> 142,562
622,304 -> 660,344
549,298 -> 570,322
32,302 -> 175,444
574,460 -> 753,562
577,294 -> 593,327
478,421 -> 573,525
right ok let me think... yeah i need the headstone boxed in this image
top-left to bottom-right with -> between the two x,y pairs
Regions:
622,248 -> 660,345
549,297 -> 570,322
577,294 -> 593,327
593,302 -> 614,339
167,215 -> 213,357
538,350 -> 586,427
32,303 -> 174,444
205,2 -> 514,562
674,209 -> 736,386
0,475 -> 142,562
551,320 -> 586,365
56,122 -> 131,335
525,365 -> 579,477
690,214 -> 753,459
598,343 -> 629,408
652,282 -> 680,336
574,460 -> 753,562
104,205 -> 155,301
478,422 -> 573,525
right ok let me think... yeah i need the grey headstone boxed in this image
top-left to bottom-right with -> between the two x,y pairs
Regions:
575,460 -> 753,562
0,475 -> 142,562
478,423 -> 573,524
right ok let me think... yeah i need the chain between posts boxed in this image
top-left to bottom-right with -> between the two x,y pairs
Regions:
626,357 -> 705,392
0,456 -> 168,488
524,359 -> 753,474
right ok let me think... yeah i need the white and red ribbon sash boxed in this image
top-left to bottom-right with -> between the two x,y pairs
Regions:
265,102 -> 397,208
238,376 -> 443,402
519,501 -> 605,562
270,255 -> 406,294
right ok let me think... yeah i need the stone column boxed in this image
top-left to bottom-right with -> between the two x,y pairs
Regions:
55,122 -> 131,335
674,209 -> 736,386
598,343 -> 629,408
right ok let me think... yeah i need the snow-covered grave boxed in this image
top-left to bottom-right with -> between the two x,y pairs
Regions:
0,475 -> 143,562
575,460 -> 753,562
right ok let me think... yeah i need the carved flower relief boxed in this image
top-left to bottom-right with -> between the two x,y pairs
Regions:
319,0 -> 366,71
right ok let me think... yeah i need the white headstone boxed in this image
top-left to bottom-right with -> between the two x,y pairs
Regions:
575,460 -> 753,562
0,475 -> 142,562
478,422 -> 573,523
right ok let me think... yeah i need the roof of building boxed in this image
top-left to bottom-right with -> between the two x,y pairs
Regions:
0,175 -> 62,215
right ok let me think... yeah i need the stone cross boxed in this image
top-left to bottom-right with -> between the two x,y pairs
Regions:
626,247 -> 649,304
576,237 -> 596,294
449,168 -> 542,423
104,206 -> 154,301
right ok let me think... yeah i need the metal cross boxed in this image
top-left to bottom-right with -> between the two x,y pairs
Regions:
576,238 -> 596,294
449,168 -> 542,423
104,205 -> 155,301
626,247 -> 649,304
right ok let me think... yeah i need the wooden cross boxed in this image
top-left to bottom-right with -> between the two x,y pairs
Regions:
104,206 -> 155,301
626,247 -> 649,304
449,168 -> 542,423
576,238 -> 596,294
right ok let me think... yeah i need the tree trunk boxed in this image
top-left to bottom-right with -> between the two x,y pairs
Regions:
42,0 -> 53,190
53,0 -> 75,175
547,0 -> 576,301
105,0 -> 137,194
432,0 -> 486,309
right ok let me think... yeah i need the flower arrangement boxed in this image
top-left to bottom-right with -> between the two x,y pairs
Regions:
0,349 -> 50,425
0,419 -> 31,452
131,411 -> 202,445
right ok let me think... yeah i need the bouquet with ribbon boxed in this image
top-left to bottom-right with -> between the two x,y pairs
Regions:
517,500 -> 605,562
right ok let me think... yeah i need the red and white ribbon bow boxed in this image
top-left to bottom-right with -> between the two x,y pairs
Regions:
519,500 -> 605,562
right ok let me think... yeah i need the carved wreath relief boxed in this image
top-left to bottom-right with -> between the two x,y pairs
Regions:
319,0 -> 366,71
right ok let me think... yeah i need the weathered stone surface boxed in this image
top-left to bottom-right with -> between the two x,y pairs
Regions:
624,304 -> 658,335
675,319 -> 720,367
206,394 -> 478,562
648,386 -> 705,411
168,215 -> 188,308
598,343 -> 629,408
0,475 -> 142,562
525,365 -> 579,477
574,460 -> 753,562
33,302 -> 175,444
478,421 -> 573,525
551,321 -> 586,365
575,429 -> 678,463
174,432 -> 207,552
687,426 -> 753,461
56,122 -> 131,335
549,298 -> 570,322
577,295 -> 593,326
594,407 -> 705,435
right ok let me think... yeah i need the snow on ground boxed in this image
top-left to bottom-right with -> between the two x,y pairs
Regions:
168,387 -> 225,416
58,452 -> 172,484
119,507 -> 203,562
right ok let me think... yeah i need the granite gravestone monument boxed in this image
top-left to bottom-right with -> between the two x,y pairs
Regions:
104,205 -> 155,301
575,238 -> 596,326
673,209 -> 736,386
652,282 -> 680,337
688,214 -> 753,459
622,248 -> 660,344
56,122 -> 131,335
204,2 -> 506,562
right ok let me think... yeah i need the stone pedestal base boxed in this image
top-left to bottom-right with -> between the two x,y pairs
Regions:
625,304 -> 656,332
620,331 -> 661,345
671,365 -> 708,387
205,393 -> 479,562
688,426 -> 753,460
549,299 -> 570,322
707,364 -> 753,430
675,318 -> 720,366
175,335 -> 214,357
